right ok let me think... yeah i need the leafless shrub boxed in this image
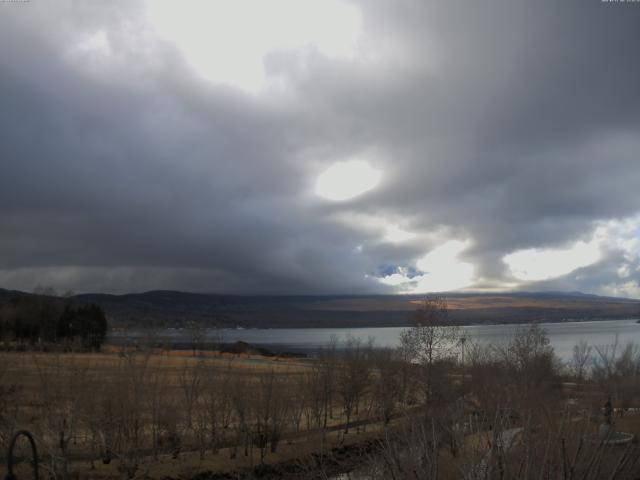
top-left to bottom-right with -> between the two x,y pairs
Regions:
593,337 -> 640,415
572,339 -> 593,381
202,361 -> 234,455
32,353 -> 90,479
0,353 -> 20,451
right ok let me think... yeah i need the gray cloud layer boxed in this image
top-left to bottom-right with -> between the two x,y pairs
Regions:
1,0 -> 639,296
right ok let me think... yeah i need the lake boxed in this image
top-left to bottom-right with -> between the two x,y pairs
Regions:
111,318 -> 640,362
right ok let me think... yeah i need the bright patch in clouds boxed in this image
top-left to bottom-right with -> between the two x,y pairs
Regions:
379,240 -> 475,293
384,225 -> 416,243
74,30 -> 111,56
327,211 -> 418,245
146,0 -> 362,93
315,160 -> 382,201
66,30 -> 115,74
504,240 -> 602,282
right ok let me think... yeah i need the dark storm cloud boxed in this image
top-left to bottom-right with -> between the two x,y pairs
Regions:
286,0 -> 640,292
1,0 -> 639,295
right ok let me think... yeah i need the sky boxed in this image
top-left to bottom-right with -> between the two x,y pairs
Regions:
1,0 -> 640,297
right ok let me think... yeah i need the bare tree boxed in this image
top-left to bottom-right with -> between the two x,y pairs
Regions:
371,348 -> 401,425
229,375 -> 250,459
571,338 -> 592,381
145,357 -> 171,460
400,296 -> 461,400
202,361 -> 234,455
466,339 -> 506,415
186,321 -> 206,356
32,353 -> 90,479
178,358 -> 205,430
368,418 -> 442,479
302,367 -> 324,430
288,371 -> 307,435
212,323 -> 224,355
0,353 -> 20,452
317,337 -> 338,428
96,350 -> 154,479
593,336 -> 640,416
496,323 -> 557,392
337,337 -> 370,433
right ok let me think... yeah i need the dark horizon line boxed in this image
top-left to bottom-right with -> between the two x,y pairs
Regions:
3,286 -> 639,302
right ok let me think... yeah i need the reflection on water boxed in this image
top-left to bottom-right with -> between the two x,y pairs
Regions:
112,319 -> 640,362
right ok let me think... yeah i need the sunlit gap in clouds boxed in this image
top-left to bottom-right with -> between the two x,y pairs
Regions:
378,240 -> 475,293
146,0 -> 363,93
503,239 -> 602,282
315,160 -> 382,201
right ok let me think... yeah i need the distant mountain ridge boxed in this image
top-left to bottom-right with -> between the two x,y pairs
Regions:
2,288 -> 639,329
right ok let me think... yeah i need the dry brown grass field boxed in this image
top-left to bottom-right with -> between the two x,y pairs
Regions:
307,295 -> 640,314
0,347 -> 416,479
3,320 -> 640,479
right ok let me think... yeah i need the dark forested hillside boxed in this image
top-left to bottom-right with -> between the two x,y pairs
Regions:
1,288 -> 639,330
62,290 -> 640,329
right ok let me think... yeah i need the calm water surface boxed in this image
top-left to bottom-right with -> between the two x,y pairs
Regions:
113,319 -> 640,361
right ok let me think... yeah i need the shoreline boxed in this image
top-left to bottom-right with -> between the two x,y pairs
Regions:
108,316 -> 640,333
